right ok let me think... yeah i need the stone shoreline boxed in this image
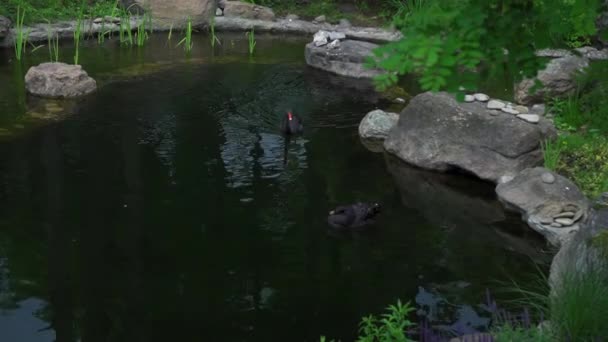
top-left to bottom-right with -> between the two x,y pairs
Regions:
0,15 -> 401,48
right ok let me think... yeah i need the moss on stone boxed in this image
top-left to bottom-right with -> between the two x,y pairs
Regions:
591,230 -> 608,258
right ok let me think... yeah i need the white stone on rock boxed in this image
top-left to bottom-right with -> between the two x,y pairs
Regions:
328,31 -> 346,40
516,114 -> 540,123
555,218 -> 575,226
487,100 -> 506,109
541,172 -> 556,184
464,95 -> 475,102
501,106 -> 520,114
327,39 -> 340,49
473,93 -> 490,102
313,30 -> 330,47
515,105 -> 529,114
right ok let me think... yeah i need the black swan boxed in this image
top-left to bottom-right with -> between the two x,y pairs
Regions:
280,111 -> 304,135
327,202 -> 381,229
217,0 -> 226,16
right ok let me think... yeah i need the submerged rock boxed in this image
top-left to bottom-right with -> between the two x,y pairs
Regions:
383,92 -> 557,183
223,0 -> 275,21
514,55 -> 590,105
358,109 -> 399,140
25,62 -> 97,98
305,39 -> 385,79
496,167 -> 590,247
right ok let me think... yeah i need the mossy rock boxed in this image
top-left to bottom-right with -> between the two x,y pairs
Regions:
380,86 -> 410,102
591,230 -> 608,257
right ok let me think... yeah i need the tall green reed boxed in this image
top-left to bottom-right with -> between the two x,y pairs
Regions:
73,12 -> 84,64
177,17 -> 193,52
246,28 -> 256,55
135,11 -> 150,46
13,6 -> 30,61
119,10 -> 134,45
210,17 -> 220,47
46,23 -> 59,62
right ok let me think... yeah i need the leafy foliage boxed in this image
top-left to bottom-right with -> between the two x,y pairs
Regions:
356,300 -> 415,342
368,0 -> 603,94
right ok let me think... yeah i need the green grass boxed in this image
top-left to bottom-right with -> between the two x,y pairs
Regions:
13,5 -> 30,61
492,323 -> 553,342
549,267 -> 608,340
209,17 -> 220,48
502,260 -> 608,341
543,59 -> 608,198
119,10 -> 133,46
246,28 -> 256,55
46,23 -> 59,62
177,17 -> 193,52
73,3 -> 85,65
553,134 -> 608,198
135,11 -> 150,46
541,138 -> 561,170
0,0 -> 117,24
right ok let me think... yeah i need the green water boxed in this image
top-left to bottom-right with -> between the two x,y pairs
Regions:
0,33 -> 543,341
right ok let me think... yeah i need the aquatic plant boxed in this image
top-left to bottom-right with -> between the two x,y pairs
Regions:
73,8 -> 85,65
135,11 -> 151,46
166,24 -> 173,43
177,17 -> 193,52
246,28 -> 256,55
119,10 -> 134,45
46,23 -> 59,62
210,16 -> 220,47
13,5 -> 30,61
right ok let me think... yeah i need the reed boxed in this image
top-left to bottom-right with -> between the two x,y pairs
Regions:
73,9 -> 84,64
119,9 -> 134,45
210,17 -> 220,47
177,17 -> 193,52
246,28 -> 256,55
46,24 -> 59,62
135,12 -> 150,46
13,6 -> 30,61
167,24 -> 173,43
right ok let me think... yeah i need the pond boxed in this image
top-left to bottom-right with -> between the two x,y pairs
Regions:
0,32 -> 547,341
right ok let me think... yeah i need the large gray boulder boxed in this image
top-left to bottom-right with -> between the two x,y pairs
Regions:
496,167 -> 590,247
549,193 -> 608,296
383,92 -> 557,183
25,63 -> 97,98
305,39 -> 385,79
223,0 -> 275,21
0,15 -> 10,39
514,55 -> 589,105
358,109 -> 399,140
131,0 -> 215,27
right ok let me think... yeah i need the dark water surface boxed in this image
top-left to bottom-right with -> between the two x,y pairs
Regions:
0,33 -> 546,341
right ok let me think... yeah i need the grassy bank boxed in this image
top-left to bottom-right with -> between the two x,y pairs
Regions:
0,0 -> 118,24
244,0 -> 402,27
543,60 -> 608,198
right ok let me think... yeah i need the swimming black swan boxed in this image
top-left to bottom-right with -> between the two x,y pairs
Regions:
327,202 -> 381,229
280,111 -> 304,135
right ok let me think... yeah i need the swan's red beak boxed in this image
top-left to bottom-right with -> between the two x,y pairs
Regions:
287,112 -> 293,121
